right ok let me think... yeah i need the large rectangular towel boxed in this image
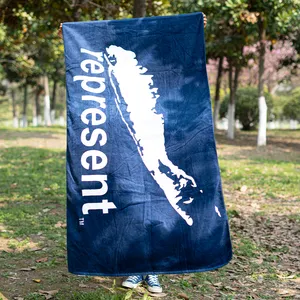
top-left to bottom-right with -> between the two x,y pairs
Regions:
63,12 -> 232,276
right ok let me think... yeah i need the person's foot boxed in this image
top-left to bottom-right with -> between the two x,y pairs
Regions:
121,275 -> 143,289
144,275 -> 163,293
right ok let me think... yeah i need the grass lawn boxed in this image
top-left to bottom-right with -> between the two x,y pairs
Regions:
0,127 -> 299,300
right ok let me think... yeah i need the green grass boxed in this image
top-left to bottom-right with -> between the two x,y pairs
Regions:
0,147 -> 66,242
219,157 -> 300,200
24,290 -> 125,300
234,237 -> 260,258
0,135 -> 145,296
0,127 -> 299,299
0,125 -> 66,134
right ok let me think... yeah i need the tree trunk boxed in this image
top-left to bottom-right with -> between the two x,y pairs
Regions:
33,87 -> 41,126
227,62 -> 240,140
36,86 -> 42,125
51,79 -> 57,124
147,0 -> 155,16
233,66 -> 240,99
133,0 -> 146,18
248,67 -> 252,86
11,89 -> 19,128
43,75 -> 52,126
73,10 -> 81,21
213,56 -> 223,130
22,84 -> 28,127
227,61 -> 234,139
32,93 -> 37,127
72,0 -> 82,21
227,102 -> 235,139
257,17 -> 267,146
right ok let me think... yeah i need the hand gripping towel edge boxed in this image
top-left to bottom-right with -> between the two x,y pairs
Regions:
63,12 -> 232,276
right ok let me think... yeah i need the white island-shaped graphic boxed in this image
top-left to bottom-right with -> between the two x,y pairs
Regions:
105,45 -> 201,226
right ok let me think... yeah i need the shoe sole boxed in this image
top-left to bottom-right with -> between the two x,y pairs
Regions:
122,282 -> 141,289
147,286 -> 163,293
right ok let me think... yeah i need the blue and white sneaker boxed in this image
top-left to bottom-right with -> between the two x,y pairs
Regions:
122,275 -> 143,289
144,275 -> 163,293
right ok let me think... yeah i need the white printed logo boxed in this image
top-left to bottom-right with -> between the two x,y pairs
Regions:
104,45 -> 203,226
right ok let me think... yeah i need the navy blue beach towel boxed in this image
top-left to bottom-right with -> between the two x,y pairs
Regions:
63,12 -> 232,276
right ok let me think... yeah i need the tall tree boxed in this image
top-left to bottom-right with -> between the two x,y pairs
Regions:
207,0 -> 255,139
11,87 -> 19,128
247,0 -> 300,146
22,83 -> 28,127
257,14 -> 267,146
204,2 -> 228,131
0,0 -> 134,127
184,0 -> 256,138
133,0 -> 146,17
213,56 -> 224,129
33,82 -> 43,126
51,78 -> 58,123
226,44 -> 245,140
43,75 -> 52,126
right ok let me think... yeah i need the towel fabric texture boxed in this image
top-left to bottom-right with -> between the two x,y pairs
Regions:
63,12 -> 232,276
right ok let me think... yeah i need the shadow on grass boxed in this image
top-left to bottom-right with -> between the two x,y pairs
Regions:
0,147 -> 66,238
0,147 -> 140,299
0,126 -> 66,141
215,130 -> 300,154
0,146 -> 299,299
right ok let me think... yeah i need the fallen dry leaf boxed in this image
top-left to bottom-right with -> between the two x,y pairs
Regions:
213,282 -> 223,287
277,274 -> 296,279
28,247 -> 43,252
178,293 -> 189,300
277,288 -> 298,296
38,290 -> 58,294
92,276 -> 110,283
36,257 -> 48,263
55,221 -> 66,228
224,286 -> 237,291
148,292 -> 168,298
8,276 -> 19,280
251,258 -> 264,265
38,290 -> 59,299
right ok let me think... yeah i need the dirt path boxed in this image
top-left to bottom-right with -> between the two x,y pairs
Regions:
0,129 -> 66,149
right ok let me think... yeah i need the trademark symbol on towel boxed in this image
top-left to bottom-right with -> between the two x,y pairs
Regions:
79,218 -> 84,226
